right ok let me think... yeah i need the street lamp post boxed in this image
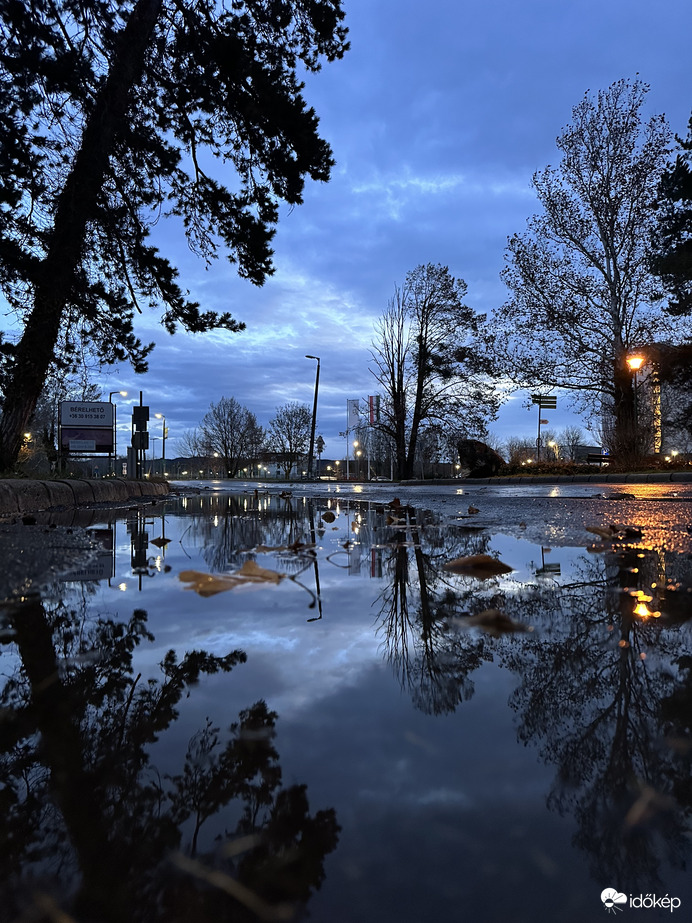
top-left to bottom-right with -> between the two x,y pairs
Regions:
626,355 -> 645,455
154,413 -> 166,477
109,390 -> 127,476
305,355 -> 320,479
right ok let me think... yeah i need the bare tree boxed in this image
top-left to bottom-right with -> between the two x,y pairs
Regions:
495,78 -> 685,458
558,425 -> 585,461
370,263 -> 498,480
268,402 -> 312,478
197,397 -> 264,478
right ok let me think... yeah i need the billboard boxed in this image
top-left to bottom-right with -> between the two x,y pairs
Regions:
59,402 -> 114,454
60,401 -> 114,427
60,427 -> 114,454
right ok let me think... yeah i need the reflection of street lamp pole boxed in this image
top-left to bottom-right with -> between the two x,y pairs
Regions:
109,390 -> 127,475
154,413 -> 166,476
305,355 -> 320,479
626,355 -> 645,454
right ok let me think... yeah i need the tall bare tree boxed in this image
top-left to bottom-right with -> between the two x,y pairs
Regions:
370,263 -> 497,480
267,401 -> 312,478
495,78 -> 684,457
197,397 -> 264,478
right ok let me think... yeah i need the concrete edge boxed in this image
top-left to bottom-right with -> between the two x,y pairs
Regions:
0,478 -> 170,516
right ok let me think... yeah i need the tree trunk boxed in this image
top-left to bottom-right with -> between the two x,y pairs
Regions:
0,0 -> 163,471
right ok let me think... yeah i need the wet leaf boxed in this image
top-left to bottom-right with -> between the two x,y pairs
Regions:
322,510 -> 336,523
467,609 -> 530,637
150,536 -> 171,548
442,554 -> 514,578
468,506 -> 479,514
179,561 -> 285,597
586,525 -> 619,540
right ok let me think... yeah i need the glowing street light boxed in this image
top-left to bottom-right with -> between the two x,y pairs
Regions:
109,390 -> 127,476
626,354 -> 645,455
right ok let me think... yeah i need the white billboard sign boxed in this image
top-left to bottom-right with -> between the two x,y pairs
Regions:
60,401 -> 114,427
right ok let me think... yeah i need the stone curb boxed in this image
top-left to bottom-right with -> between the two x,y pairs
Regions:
0,478 -> 170,515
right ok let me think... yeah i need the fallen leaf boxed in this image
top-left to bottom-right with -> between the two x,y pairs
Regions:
586,525 -> 619,540
179,561 -> 284,597
235,560 -> 284,583
179,571 -> 244,596
150,536 -> 171,548
442,554 -> 514,578
467,609 -> 530,637
322,510 -> 336,523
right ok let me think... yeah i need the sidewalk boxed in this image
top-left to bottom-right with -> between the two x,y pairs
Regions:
401,471 -> 692,486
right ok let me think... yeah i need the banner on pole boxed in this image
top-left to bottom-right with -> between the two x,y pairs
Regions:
347,399 -> 360,430
368,395 -> 380,425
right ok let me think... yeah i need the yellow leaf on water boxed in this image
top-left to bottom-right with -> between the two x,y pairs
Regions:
179,571 -> 244,597
179,561 -> 284,597
442,554 -> 514,579
235,560 -> 284,584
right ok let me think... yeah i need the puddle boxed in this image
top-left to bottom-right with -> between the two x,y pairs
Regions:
1,489 -> 691,922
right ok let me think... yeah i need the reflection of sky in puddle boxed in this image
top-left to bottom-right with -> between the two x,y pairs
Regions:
2,489 -> 692,922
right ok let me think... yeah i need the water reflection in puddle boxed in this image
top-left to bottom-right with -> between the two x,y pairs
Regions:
1,489 -> 691,922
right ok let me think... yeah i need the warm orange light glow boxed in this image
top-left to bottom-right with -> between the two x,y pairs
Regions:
626,354 -> 645,372
634,603 -> 653,618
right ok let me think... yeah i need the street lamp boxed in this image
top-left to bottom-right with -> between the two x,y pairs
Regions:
109,390 -> 127,476
305,355 -> 320,479
626,355 -> 645,454
154,413 -> 166,477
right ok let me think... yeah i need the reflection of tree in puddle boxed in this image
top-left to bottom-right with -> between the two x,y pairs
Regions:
179,494 -> 315,577
0,590 -> 339,922
497,544 -> 692,893
367,503 -> 692,891
373,506 -> 495,715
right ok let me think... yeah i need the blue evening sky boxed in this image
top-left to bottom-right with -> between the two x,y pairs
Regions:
6,0 -> 692,458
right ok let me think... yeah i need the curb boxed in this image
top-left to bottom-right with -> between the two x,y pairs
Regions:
0,478 -> 170,516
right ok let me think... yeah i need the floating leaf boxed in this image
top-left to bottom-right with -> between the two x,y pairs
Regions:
179,561 -> 284,597
467,609 -> 530,637
586,525 -> 619,540
468,506 -> 479,515
235,561 -> 284,583
442,554 -> 514,578
150,536 -> 171,548
322,511 -> 336,523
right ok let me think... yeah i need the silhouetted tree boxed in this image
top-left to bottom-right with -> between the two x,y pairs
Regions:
0,0 -> 348,469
